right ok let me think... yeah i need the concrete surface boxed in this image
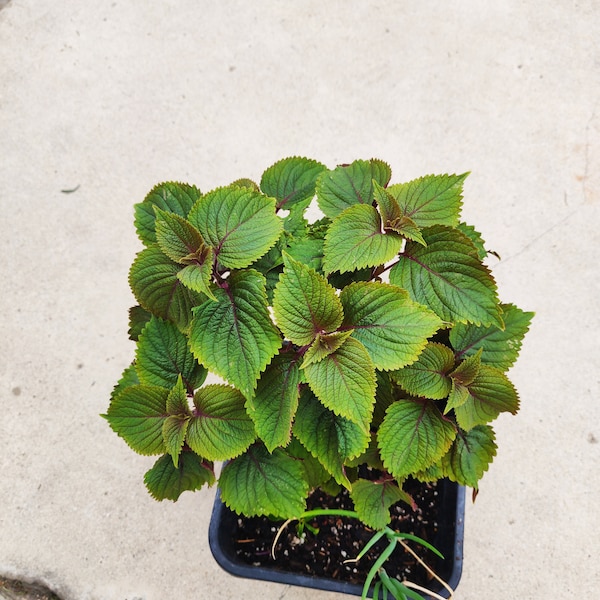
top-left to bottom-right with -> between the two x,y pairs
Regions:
1,1 -> 599,598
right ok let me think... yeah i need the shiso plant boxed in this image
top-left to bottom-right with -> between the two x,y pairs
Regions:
104,157 -> 532,595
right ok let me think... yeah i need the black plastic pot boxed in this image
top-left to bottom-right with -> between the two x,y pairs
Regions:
209,480 -> 465,599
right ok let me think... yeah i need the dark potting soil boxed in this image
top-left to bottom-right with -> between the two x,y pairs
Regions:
233,479 -> 446,588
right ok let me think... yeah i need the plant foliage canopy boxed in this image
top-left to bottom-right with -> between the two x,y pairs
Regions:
104,157 -> 533,528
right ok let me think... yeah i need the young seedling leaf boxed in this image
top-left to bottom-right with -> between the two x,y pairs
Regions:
386,215 -> 427,246
154,207 -> 206,264
449,348 -> 482,386
129,245 -> 204,331
373,179 -> 401,224
144,452 -> 215,501
162,415 -> 190,467
450,303 -> 535,371
301,329 -> 355,367
176,257 -> 216,300
188,185 -> 282,269
445,379 -> 471,413
293,388 -> 369,486
453,365 -> 520,430
189,270 -> 282,398
135,316 -> 207,391
104,385 -> 168,455
340,282 -> 443,371
386,173 -> 467,228
390,342 -> 455,400
273,253 -> 343,346
390,225 -> 503,328
134,182 -> 200,246
350,479 -> 412,530
219,445 -> 309,519
245,352 -> 301,452
186,384 -> 256,461
166,375 -> 191,416
322,204 -> 402,275
442,425 -> 497,488
304,337 -> 376,429
373,181 -> 426,246
378,399 -> 456,479
316,158 -> 391,218
260,156 -> 327,211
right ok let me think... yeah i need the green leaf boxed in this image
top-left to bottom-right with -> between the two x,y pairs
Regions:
373,181 -> 426,246
350,479 -> 411,530
166,375 -> 191,415
450,304 -> 534,371
260,156 -> 327,211
104,385 -> 168,455
373,180 -> 400,224
129,245 -> 204,331
134,182 -> 200,246
154,207 -> 206,264
144,452 -> 215,501
316,159 -> 391,218
292,388 -> 369,486
442,425 -> 497,488
456,222 -> 488,260
230,178 -> 259,191
322,204 -> 402,275
378,399 -> 456,479
135,316 -> 207,391
414,459 -> 446,483
189,270 -> 282,398
390,342 -> 455,399
340,282 -> 443,371
186,384 -> 256,461
450,348 -> 482,386
273,253 -> 343,346
286,236 -> 325,273
128,305 -> 152,341
245,352 -> 301,452
301,330 -> 355,367
386,215 -> 427,246
453,365 -> 520,430
345,433 -> 384,470
386,173 -> 467,228
176,258 -> 216,300
286,436 -> 333,490
445,380 -> 471,413
162,415 -> 189,467
249,236 -> 285,302
188,185 -> 282,269
373,370 -> 395,428
390,225 -> 503,328
282,206 -> 309,236
219,445 -> 309,518
328,267 -> 373,290
110,362 -> 140,403
304,337 -> 376,429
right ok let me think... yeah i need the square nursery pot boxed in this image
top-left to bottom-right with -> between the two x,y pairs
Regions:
209,479 -> 465,599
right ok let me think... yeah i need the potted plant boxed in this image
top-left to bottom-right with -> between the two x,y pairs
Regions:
104,157 -> 533,599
